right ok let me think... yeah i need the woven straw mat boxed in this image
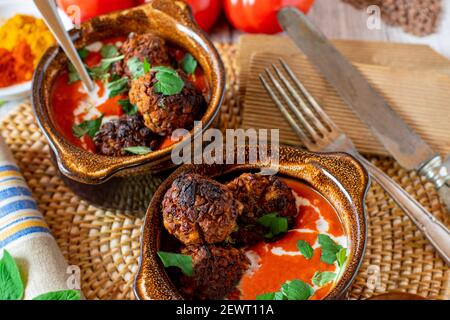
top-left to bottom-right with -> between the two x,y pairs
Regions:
0,43 -> 448,300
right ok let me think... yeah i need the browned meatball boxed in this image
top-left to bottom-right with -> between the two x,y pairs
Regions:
226,173 -> 297,246
162,173 -> 243,245
129,71 -> 206,135
93,114 -> 160,156
179,245 -> 249,300
113,33 -> 170,77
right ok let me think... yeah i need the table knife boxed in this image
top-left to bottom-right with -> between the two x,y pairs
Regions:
278,7 -> 450,212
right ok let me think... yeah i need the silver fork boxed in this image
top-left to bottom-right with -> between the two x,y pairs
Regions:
260,59 -> 450,265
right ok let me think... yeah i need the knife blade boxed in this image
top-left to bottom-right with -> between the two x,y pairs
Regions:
278,7 -> 449,210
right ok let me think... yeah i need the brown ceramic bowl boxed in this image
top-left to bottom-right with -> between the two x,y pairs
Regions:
134,146 -> 370,300
32,0 -> 225,213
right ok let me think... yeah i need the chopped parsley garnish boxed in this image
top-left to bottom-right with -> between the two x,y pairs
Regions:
311,271 -> 336,287
157,251 -> 193,276
256,279 -> 314,300
118,99 -> 138,115
337,247 -> 347,268
181,53 -> 197,75
318,234 -> 345,265
107,77 -> 128,98
77,48 -> 89,60
127,57 -> 150,79
123,146 -> 152,155
72,116 -> 103,138
257,213 -> 288,239
100,44 -> 119,59
151,66 -> 184,96
296,240 -> 314,260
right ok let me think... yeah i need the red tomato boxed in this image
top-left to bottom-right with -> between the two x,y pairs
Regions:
184,0 -> 222,31
223,0 -> 315,34
57,0 -> 144,23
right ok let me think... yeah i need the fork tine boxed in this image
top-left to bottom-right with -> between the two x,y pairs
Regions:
259,74 -> 313,147
271,64 -> 329,135
279,58 -> 339,132
263,68 -> 321,143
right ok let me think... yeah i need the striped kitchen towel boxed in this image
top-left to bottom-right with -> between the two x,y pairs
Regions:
0,135 -> 81,299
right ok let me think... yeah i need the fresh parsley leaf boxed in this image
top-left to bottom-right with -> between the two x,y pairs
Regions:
77,48 -> 89,60
107,77 -> 128,98
181,53 -> 197,75
127,57 -> 146,79
312,271 -> 336,287
100,44 -> 118,59
157,251 -> 193,276
0,250 -> 24,300
256,292 -> 276,300
143,57 -> 151,74
318,234 -> 343,265
118,99 -> 138,115
32,290 -> 80,300
297,240 -> 314,260
151,66 -> 177,74
337,248 -> 347,268
153,70 -> 184,96
123,146 -> 152,155
281,279 -> 314,300
257,213 -> 288,238
67,62 -> 81,84
72,116 -> 103,138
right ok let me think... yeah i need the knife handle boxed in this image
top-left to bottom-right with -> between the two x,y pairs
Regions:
419,155 -> 450,214
355,155 -> 450,265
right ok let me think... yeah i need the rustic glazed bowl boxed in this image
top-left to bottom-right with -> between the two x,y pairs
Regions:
32,0 -> 225,213
134,146 -> 370,300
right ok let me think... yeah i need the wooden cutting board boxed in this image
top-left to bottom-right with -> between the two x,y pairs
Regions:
238,36 -> 450,156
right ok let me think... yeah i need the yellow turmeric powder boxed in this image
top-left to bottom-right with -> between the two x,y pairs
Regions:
0,14 -> 54,67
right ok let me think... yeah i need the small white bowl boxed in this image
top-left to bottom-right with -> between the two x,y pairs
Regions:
0,0 -> 73,101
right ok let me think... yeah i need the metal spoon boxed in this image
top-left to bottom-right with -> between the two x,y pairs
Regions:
33,0 -> 95,92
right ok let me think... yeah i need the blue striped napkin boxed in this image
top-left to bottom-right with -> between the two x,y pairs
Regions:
0,136 -> 80,299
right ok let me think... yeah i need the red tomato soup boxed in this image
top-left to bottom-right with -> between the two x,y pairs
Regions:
237,179 -> 348,300
50,36 -> 209,155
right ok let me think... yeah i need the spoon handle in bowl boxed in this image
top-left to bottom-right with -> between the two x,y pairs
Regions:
33,0 -> 95,92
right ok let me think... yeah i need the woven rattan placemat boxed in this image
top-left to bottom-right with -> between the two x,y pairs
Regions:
0,43 -> 448,300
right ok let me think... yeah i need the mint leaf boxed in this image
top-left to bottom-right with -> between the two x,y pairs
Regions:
281,279 -> 314,300
157,251 -> 193,276
181,53 -> 197,75
318,234 -> 343,265
123,146 -> 152,155
72,116 -> 103,138
257,213 -> 288,238
67,62 -> 81,84
33,290 -> 80,300
312,271 -> 336,287
0,250 -> 24,300
100,44 -> 118,59
297,240 -> 314,260
337,248 -> 347,268
256,292 -> 276,300
153,71 -> 184,96
107,77 -> 128,98
118,99 -> 138,115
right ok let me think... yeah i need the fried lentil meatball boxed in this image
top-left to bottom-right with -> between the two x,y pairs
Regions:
129,71 -> 206,135
113,33 -> 170,77
226,173 -> 297,246
93,114 -> 160,156
179,245 -> 249,300
162,173 -> 243,245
